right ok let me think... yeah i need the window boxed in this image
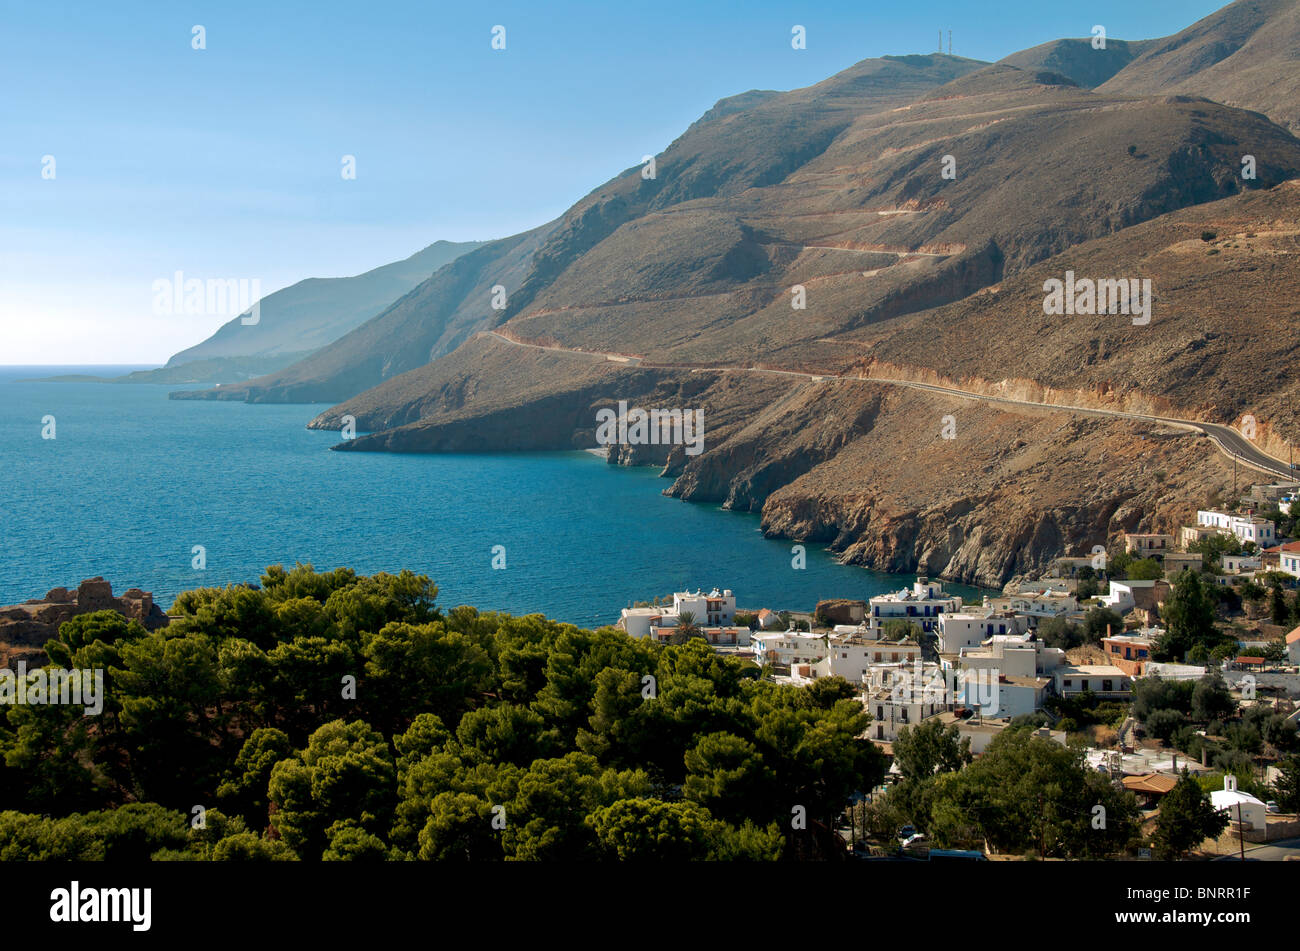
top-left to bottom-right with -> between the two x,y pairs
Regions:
1102,680 -> 1114,692
1063,679 -> 1073,688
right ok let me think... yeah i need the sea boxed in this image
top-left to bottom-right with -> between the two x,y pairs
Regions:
0,366 -> 989,625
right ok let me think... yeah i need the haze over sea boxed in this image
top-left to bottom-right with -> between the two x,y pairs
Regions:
0,367 -> 988,624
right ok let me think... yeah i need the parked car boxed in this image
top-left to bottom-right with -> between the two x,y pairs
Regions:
1266,800 -> 1281,814
897,825 -> 917,841
902,833 -> 928,848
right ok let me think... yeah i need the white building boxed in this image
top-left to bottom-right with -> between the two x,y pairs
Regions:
1053,664 -> 1132,698
647,624 -> 750,647
751,630 -> 826,667
617,606 -> 669,638
810,636 -> 921,682
943,633 -> 1064,718
863,662 -> 951,742
983,589 -> 1078,625
1197,510 -> 1276,547
672,588 -> 736,627
936,612 -> 1031,653
867,578 -> 963,634
1099,579 -> 1168,617
1211,775 -> 1267,830
950,634 -> 1066,680
1222,553 -> 1262,575
617,587 -> 736,637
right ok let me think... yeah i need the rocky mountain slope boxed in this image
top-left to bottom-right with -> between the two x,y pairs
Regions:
998,37 -> 1155,88
1100,0 -> 1300,134
179,1 -> 1300,587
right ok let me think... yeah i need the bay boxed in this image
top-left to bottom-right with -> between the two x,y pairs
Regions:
0,367 -> 989,624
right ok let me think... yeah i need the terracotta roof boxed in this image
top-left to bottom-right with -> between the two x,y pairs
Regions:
1287,626 -> 1300,645
1122,774 -> 1179,795
1263,542 -> 1300,553
1237,656 -> 1265,665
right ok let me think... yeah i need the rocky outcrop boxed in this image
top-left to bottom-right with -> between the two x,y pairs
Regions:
814,599 -> 867,625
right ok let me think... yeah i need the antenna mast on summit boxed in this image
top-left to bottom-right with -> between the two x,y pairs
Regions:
949,30 -> 953,54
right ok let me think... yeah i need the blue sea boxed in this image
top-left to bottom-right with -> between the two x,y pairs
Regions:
0,366 -> 989,624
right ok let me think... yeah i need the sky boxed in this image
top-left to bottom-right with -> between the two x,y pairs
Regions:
0,0 -> 1228,364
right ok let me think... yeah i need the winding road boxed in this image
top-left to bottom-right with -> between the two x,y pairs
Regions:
478,330 -> 1296,479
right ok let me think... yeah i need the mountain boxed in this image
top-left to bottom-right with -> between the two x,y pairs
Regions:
998,38 -> 1155,88
173,225 -> 556,402
174,3 -> 1300,587
172,53 -> 989,404
1100,0 -> 1300,134
134,239 -> 483,385
307,59 -> 1300,438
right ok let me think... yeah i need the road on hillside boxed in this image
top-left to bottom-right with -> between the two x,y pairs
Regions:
478,331 -> 1296,479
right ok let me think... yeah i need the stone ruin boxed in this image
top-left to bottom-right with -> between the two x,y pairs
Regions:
0,577 -> 170,670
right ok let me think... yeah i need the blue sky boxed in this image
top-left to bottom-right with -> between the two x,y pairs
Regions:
1,0 -> 1226,363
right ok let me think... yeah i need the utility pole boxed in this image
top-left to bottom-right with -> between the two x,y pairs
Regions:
1237,803 -> 1245,860
949,30 -> 953,55
938,30 -> 942,53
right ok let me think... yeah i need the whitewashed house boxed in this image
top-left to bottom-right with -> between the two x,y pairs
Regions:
1197,510 -> 1276,547
936,612 -> 1031,653
618,587 -> 736,637
1053,664 -> 1131,698
867,578 -> 963,635
751,631 -> 827,667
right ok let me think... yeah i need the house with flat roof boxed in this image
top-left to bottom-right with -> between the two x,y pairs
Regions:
1197,510 -> 1276,547
936,611 -> 1031,653
1221,553 -> 1261,575
617,586 -> 736,636
751,630 -> 826,667
1125,533 -> 1173,556
866,578 -> 962,634
647,624 -> 750,647
863,662 -> 951,741
1053,664 -> 1131,699
1101,632 -> 1156,676
809,635 -> 921,682
1099,579 -> 1170,617
1163,552 -> 1203,578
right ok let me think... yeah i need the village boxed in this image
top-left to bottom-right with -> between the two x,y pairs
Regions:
616,479 -> 1300,859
